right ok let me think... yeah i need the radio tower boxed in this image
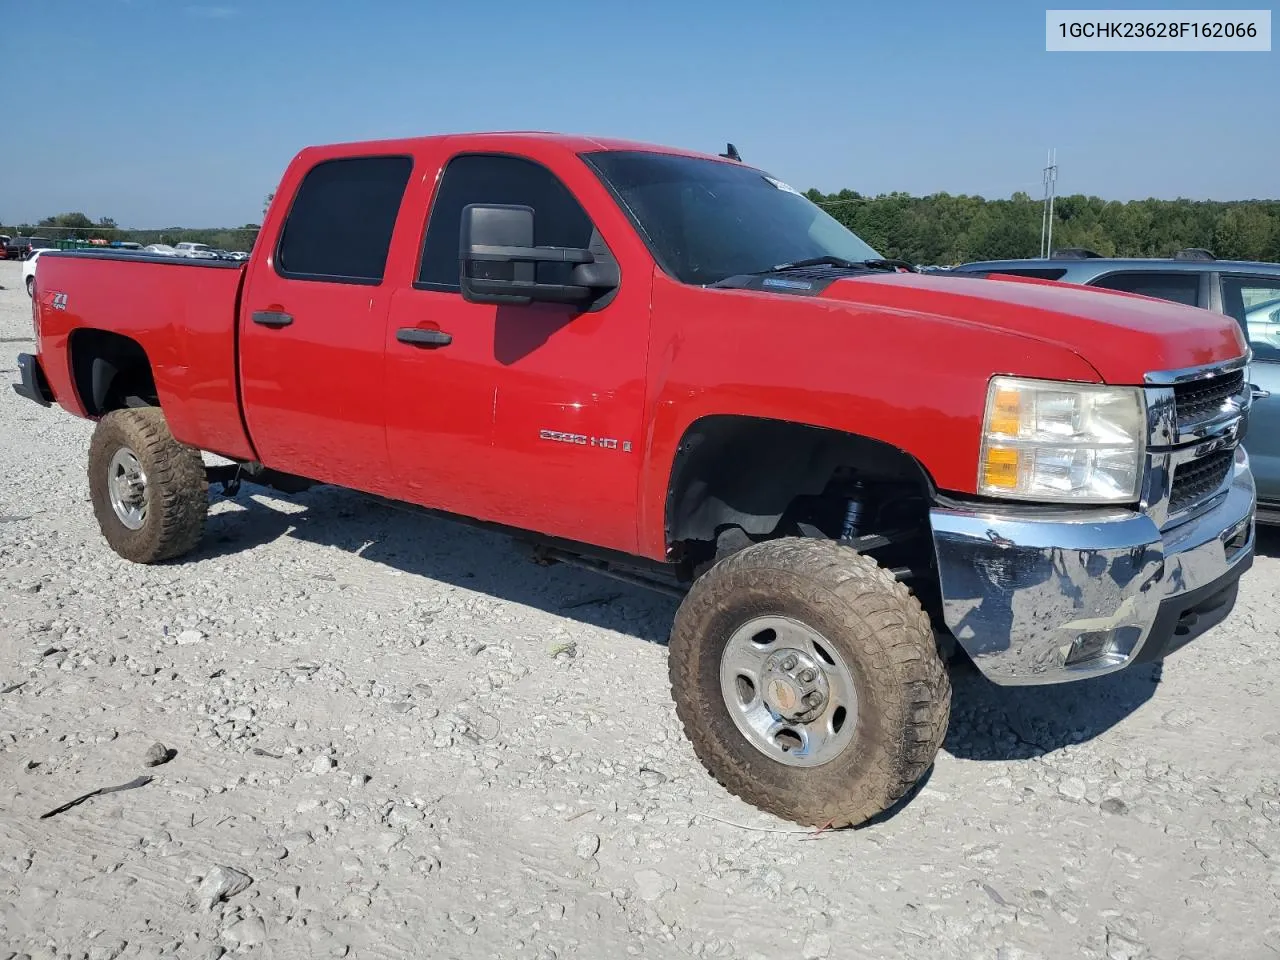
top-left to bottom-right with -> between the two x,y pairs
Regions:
1040,149 -> 1058,258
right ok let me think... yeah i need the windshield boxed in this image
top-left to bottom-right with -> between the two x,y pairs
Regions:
584,150 -> 881,286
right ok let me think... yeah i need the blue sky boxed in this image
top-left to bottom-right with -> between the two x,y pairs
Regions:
3,0 -> 1276,227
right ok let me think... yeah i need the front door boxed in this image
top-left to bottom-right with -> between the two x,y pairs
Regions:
383,151 -> 651,553
1219,273 -> 1280,506
239,154 -> 414,492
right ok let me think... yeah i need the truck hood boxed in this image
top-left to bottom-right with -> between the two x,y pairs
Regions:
817,271 -> 1247,383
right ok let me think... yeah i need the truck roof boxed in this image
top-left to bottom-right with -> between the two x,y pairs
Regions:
292,131 -> 734,164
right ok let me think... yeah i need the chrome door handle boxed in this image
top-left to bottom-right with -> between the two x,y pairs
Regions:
1251,384 -> 1271,400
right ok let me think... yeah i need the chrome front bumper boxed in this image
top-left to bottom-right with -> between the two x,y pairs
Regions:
930,447 -> 1256,685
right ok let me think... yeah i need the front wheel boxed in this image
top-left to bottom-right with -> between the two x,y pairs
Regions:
87,408 -> 209,564
25,275 -> 34,297
668,538 -> 951,827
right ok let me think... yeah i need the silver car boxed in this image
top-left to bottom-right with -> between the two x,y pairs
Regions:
953,250 -> 1280,523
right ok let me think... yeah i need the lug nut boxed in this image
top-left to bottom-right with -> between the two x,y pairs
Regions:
804,691 -> 824,708
798,668 -> 817,683
781,655 -> 798,671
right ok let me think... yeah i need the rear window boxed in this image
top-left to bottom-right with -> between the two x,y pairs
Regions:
275,155 -> 413,284
1089,271 -> 1201,307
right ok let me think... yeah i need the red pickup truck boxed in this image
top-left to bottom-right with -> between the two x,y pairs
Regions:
14,133 -> 1257,826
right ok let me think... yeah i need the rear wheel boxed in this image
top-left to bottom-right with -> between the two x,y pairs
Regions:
25,275 -> 34,297
87,408 -> 208,563
668,537 -> 950,827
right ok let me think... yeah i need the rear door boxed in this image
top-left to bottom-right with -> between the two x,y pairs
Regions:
1218,273 -> 1280,505
239,154 -> 414,491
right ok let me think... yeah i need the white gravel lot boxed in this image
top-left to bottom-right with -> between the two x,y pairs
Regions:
1,257 -> 1279,960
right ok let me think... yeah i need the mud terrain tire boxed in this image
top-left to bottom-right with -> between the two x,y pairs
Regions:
87,408 -> 208,564
668,537 -> 951,827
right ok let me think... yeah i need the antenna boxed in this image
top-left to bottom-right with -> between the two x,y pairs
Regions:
719,142 -> 742,162
1040,148 -> 1058,258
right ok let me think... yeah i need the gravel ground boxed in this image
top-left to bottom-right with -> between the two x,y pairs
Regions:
2,257 -> 1279,960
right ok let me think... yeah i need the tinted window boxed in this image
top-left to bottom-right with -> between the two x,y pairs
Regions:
276,155 -> 413,283
585,151 -> 881,286
1089,271 -> 1201,307
418,154 -> 594,290
1222,275 -> 1280,363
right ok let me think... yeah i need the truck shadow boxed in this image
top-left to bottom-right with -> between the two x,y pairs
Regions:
941,656 -> 1161,762
194,483 -> 681,645
195,484 -> 1174,769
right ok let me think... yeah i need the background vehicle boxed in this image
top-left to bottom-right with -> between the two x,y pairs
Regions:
14,133 -> 1257,827
953,250 -> 1280,522
0,235 -> 10,257
5,236 -> 56,260
142,243 -> 178,256
21,247 -> 53,296
173,241 -> 217,259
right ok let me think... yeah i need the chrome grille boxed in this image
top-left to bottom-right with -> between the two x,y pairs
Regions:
1172,369 -> 1244,430
1168,449 -> 1234,515
1143,357 -> 1249,529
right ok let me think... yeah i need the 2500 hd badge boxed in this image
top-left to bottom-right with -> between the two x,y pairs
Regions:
539,429 -> 633,452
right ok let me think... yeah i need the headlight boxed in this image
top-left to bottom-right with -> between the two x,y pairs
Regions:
978,376 -> 1145,503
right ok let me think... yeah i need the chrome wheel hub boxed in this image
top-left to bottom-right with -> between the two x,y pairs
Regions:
761,648 -> 830,723
108,447 -> 148,530
719,615 -> 858,768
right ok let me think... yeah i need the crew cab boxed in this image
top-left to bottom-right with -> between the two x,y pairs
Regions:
13,133 -> 1258,827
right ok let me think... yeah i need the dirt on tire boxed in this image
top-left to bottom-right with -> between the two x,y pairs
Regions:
668,537 -> 951,827
86,407 -> 209,564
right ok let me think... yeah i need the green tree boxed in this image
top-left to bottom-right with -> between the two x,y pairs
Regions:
805,190 -> 1280,264
36,212 -> 117,241
1213,206 -> 1275,261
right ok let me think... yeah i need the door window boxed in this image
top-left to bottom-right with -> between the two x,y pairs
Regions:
1089,270 -> 1202,307
275,155 -> 413,284
417,154 -> 595,291
1221,275 -> 1280,362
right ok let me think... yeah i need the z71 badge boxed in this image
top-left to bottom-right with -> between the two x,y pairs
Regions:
539,429 -> 632,452
51,292 -> 68,311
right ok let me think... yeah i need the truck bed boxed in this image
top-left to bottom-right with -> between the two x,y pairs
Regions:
32,250 -> 257,461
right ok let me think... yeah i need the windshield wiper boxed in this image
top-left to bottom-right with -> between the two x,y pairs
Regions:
861,258 -> 919,273
710,255 -> 919,288
754,256 -> 920,275
764,256 -> 865,273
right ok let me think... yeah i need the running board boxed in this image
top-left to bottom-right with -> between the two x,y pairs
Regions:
206,463 -> 316,496
527,545 -> 689,600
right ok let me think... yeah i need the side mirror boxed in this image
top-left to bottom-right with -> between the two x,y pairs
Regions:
459,203 -> 618,307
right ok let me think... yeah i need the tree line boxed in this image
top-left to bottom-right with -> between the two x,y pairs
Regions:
6,191 -> 1280,265
805,189 -> 1280,265
0,212 -> 259,253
